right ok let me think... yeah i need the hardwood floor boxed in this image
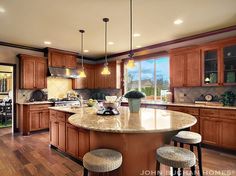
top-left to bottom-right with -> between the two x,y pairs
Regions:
0,128 -> 84,176
0,128 -> 235,176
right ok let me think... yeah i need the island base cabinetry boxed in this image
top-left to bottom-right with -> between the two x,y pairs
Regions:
49,110 -> 90,160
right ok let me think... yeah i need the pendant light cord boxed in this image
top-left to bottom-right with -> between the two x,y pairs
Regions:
79,30 -> 85,69
103,18 -> 109,65
130,0 -> 133,55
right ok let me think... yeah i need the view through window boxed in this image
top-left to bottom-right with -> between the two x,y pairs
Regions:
124,56 -> 169,100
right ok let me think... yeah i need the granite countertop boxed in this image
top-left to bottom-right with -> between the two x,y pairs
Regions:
17,101 -> 53,105
122,100 -> 236,110
48,106 -> 89,114
68,106 -> 197,133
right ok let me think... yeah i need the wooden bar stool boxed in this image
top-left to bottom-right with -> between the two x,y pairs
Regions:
172,131 -> 203,176
156,146 -> 196,176
83,149 -> 122,176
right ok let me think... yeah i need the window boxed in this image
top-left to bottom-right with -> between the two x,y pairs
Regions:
124,56 -> 169,100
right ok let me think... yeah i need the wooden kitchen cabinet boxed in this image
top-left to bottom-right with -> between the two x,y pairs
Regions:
220,119 -> 236,149
170,47 -> 201,88
50,119 -> 59,147
49,110 -> 66,151
94,61 -> 121,89
47,48 -> 77,69
19,54 -> 47,89
49,109 -> 90,159
66,123 -> 79,158
72,64 -> 95,89
200,116 -> 220,146
201,37 -> 236,86
19,104 -> 52,135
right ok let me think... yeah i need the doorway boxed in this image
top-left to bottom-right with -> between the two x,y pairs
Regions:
0,63 -> 16,134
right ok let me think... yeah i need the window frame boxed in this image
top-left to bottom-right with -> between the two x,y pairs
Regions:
124,55 -> 169,101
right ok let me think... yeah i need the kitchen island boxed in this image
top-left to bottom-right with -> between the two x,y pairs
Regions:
62,106 -> 196,176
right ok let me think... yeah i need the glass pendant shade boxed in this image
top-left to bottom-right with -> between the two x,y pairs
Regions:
79,69 -> 86,78
101,65 -> 111,75
127,59 -> 135,68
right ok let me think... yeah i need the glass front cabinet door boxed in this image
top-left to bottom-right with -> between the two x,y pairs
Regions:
222,44 -> 236,85
202,47 -> 220,86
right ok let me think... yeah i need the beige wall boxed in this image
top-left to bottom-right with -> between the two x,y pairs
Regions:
47,77 -> 72,99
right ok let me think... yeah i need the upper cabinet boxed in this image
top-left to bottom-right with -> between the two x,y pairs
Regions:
73,61 -> 121,89
19,54 -> 47,89
94,61 -> 121,89
170,47 -> 201,88
47,48 -> 77,69
72,64 -> 95,89
201,37 -> 236,86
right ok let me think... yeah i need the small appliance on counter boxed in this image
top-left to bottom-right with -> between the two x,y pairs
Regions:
96,96 -> 122,116
29,89 -> 47,102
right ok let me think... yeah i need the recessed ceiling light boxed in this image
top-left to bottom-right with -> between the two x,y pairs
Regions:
174,19 -> 183,25
136,45 -> 142,48
133,33 -> 141,37
108,42 -> 114,45
44,41 -> 51,45
84,50 -> 89,53
0,7 -> 6,13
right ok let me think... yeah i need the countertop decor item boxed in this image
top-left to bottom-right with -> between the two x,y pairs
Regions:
220,91 -> 236,106
124,90 -> 145,112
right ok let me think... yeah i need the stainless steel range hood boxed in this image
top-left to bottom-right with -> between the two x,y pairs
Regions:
48,67 -> 79,79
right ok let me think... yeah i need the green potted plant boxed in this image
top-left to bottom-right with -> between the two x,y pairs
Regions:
124,90 -> 146,113
219,91 -> 236,106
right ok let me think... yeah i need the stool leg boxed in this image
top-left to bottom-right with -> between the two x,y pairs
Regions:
156,161 -> 160,176
190,144 -> 194,152
191,165 -> 196,176
174,141 -> 177,146
83,168 -> 88,176
197,143 -> 203,176
173,168 -> 178,176
180,143 -> 184,175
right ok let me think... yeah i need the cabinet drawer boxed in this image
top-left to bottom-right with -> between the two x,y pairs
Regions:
167,106 -> 199,116
50,110 -> 57,120
219,110 -> 236,119
200,109 -> 219,117
57,111 -> 66,122
29,104 -> 52,111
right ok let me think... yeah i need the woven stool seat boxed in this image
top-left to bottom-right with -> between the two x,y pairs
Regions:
172,131 -> 202,144
83,149 -> 122,173
156,146 -> 196,169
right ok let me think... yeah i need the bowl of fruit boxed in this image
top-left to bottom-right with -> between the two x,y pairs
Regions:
87,99 -> 98,107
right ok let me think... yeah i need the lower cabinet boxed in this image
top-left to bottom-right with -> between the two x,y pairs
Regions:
200,116 -> 220,146
220,118 -> 236,150
66,123 -> 79,158
167,106 -> 236,150
18,104 -> 52,135
49,109 -> 90,159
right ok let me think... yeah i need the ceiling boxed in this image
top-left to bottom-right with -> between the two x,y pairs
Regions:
0,0 -> 236,58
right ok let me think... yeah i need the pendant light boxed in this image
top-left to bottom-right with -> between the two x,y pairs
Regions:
126,0 -> 135,68
101,18 -> 111,75
79,29 -> 86,78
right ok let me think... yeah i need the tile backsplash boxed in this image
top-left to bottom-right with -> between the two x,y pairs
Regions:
75,89 -> 122,100
174,86 -> 236,103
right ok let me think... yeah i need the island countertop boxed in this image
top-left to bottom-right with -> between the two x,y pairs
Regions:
68,106 -> 196,133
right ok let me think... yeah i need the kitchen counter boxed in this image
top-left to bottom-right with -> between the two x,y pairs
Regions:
17,101 -> 53,105
48,106 -> 90,114
122,100 -> 236,110
68,106 -> 196,133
